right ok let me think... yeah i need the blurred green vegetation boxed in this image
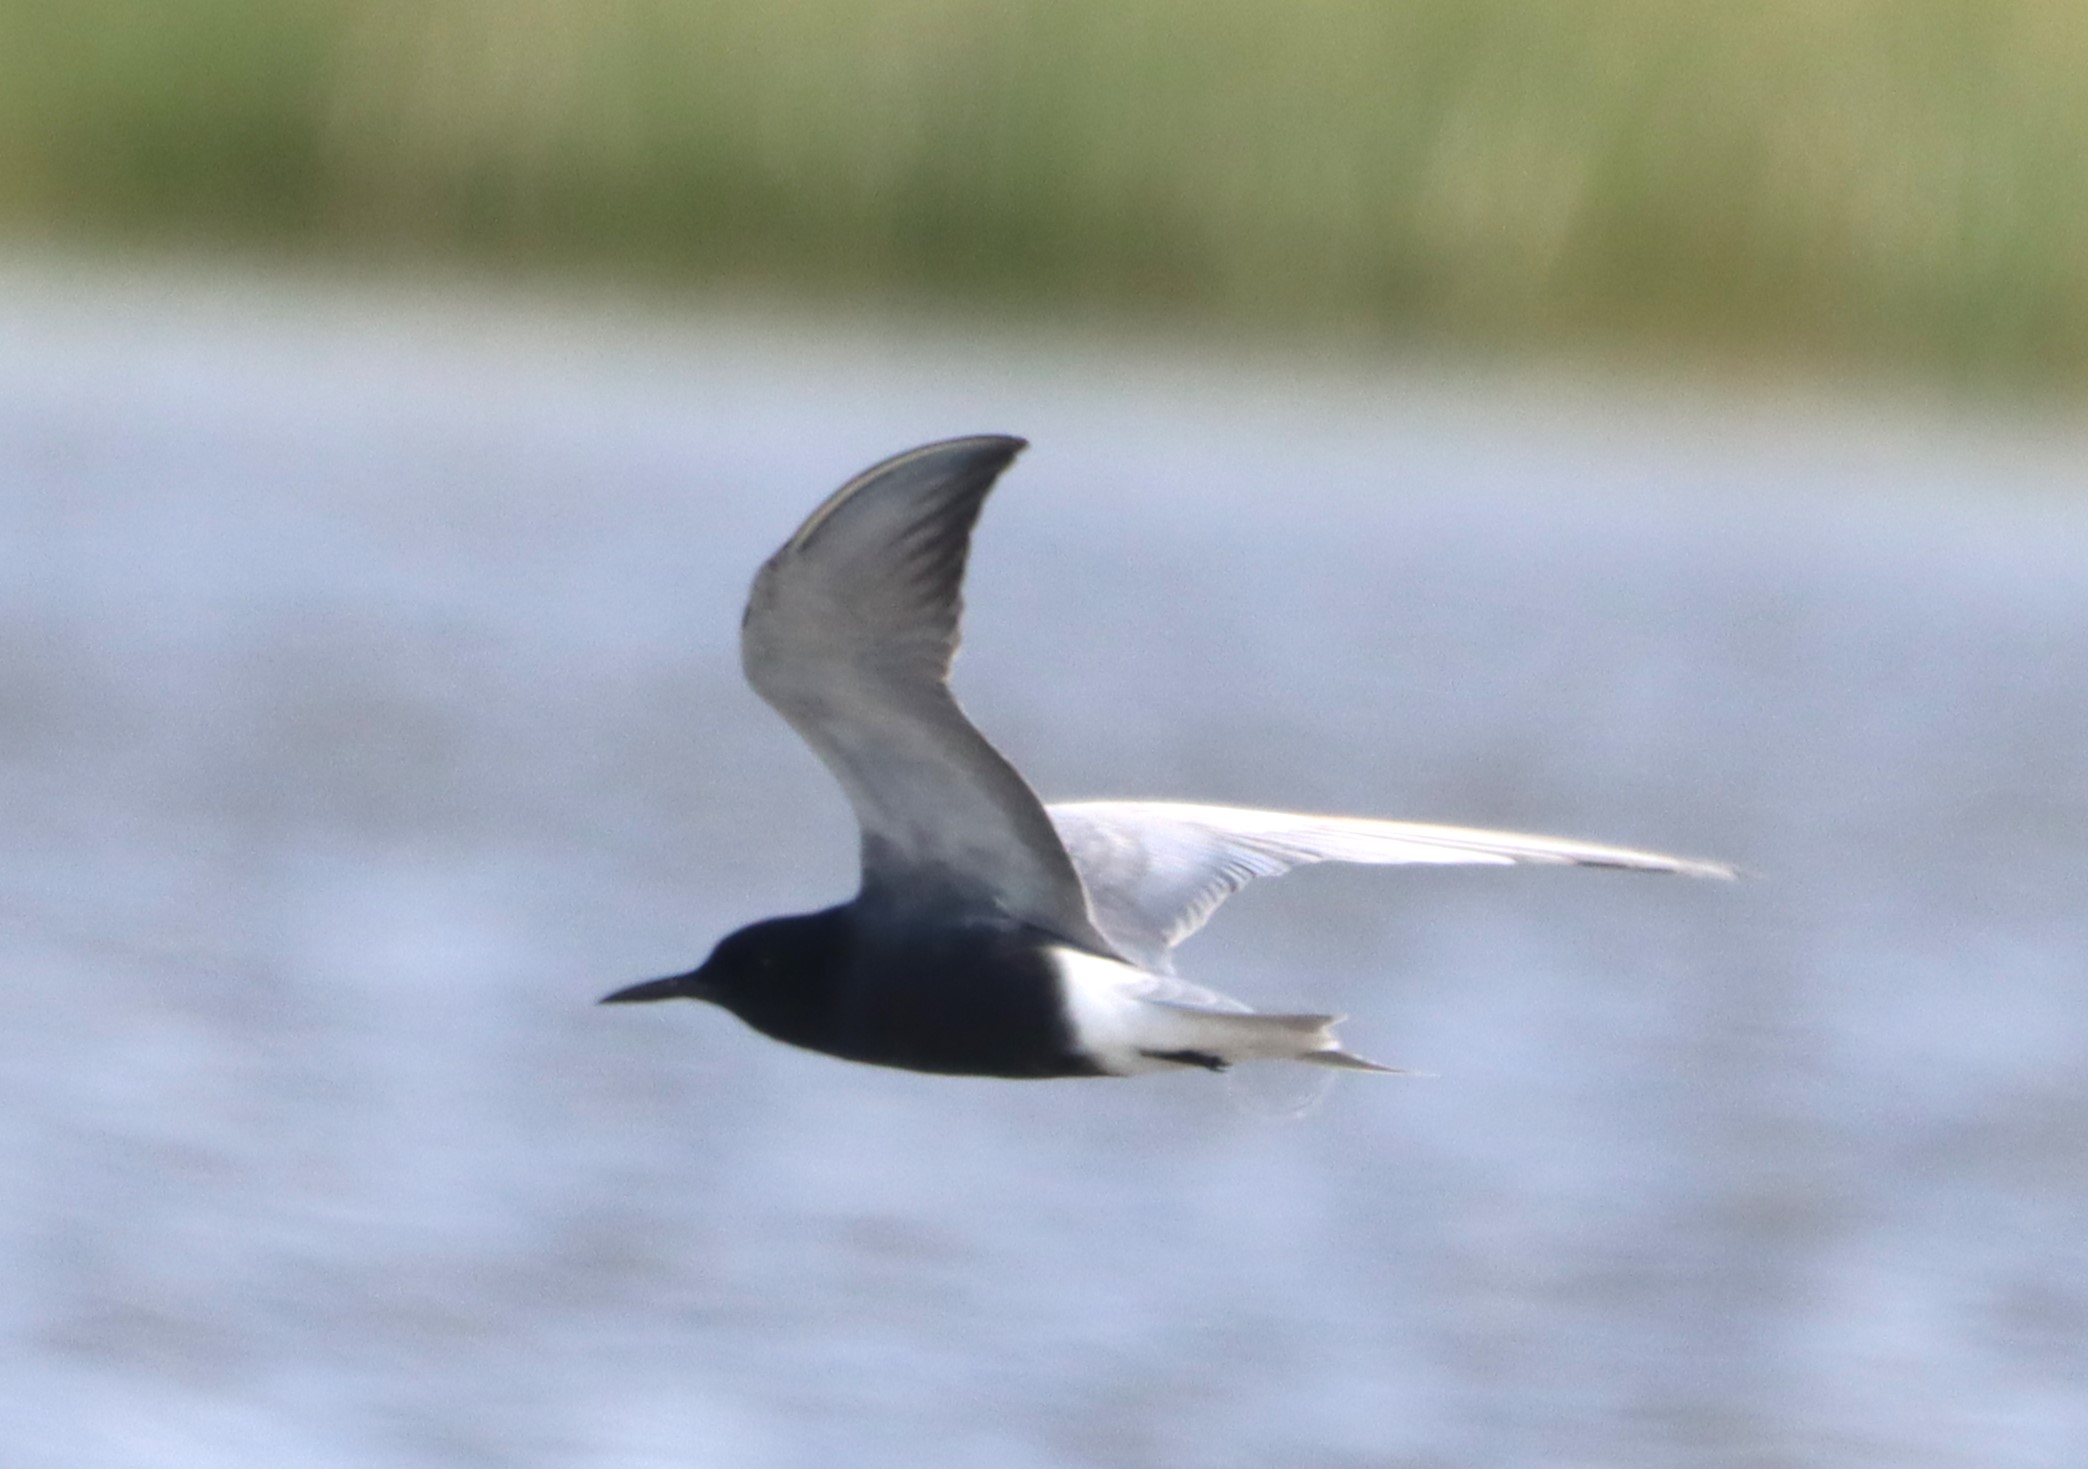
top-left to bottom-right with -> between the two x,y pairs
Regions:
3,1 -> 2085,385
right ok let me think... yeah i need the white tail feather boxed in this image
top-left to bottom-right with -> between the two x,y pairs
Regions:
1296,1046 -> 1415,1075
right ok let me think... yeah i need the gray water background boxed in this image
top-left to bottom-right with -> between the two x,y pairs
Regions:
2,261 -> 2086,1467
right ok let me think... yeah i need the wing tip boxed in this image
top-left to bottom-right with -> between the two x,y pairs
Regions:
784,434 -> 1029,555
1656,855 -> 1743,881
1578,853 -> 1741,880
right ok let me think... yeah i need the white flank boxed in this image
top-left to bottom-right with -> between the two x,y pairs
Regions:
1050,947 -> 1192,1075
1048,946 -> 1389,1076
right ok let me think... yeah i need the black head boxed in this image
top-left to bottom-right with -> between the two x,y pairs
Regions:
599,908 -> 849,1038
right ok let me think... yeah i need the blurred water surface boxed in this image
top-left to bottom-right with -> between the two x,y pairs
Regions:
2,263 -> 2086,1467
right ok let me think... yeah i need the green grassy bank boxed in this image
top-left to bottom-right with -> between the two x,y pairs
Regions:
3,1 -> 2085,386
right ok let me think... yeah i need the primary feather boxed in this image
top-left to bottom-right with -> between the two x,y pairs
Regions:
1050,800 -> 1734,970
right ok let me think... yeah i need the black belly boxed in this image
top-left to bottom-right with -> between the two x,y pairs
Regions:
788,924 -> 1105,1079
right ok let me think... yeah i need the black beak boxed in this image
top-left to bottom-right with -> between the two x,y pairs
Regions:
598,974 -> 691,1005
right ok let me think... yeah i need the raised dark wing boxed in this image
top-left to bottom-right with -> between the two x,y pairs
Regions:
742,436 -> 1112,950
1048,800 -> 1734,969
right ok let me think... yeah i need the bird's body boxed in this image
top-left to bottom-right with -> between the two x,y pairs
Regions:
601,436 -> 1731,1077
716,908 -> 1101,1078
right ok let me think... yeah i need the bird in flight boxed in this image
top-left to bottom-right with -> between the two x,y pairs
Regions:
601,436 -> 1731,1077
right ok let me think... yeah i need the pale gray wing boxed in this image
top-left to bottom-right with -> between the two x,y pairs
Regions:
743,436 -> 1112,950
1048,800 -> 1735,969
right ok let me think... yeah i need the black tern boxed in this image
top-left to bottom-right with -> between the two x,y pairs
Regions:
601,436 -> 1732,1077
